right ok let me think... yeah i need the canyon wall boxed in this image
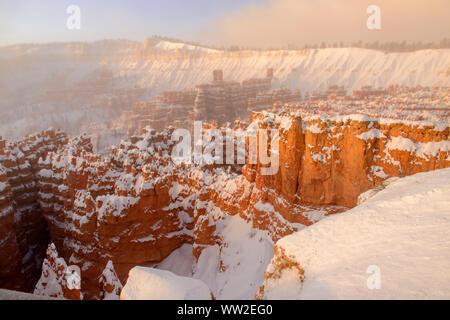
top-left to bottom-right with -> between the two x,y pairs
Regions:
0,111 -> 448,299
2,41 -> 448,96
247,112 -> 449,208
0,130 -> 68,291
2,40 -> 449,140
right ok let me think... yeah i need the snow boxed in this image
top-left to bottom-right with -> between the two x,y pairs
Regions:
263,168 -> 450,299
169,182 -> 186,199
261,268 -> 303,300
306,123 -> 323,134
386,136 -> 450,159
152,244 -> 196,277
38,169 -> 53,179
307,114 -> 448,132
279,118 -> 292,132
96,195 -> 139,221
0,181 -> 8,193
2,42 -> 448,141
310,151 -> 327,164
100,261 -> 123,300
254,111 -> 296,133
149,213 -> 274,300
131,234 -> 156,243
357,129 -> 386,141
370,165 -> 388,179
120,267 -> 212,300
154,40 -> 219,54
193,215 -> 274,300
254,200 -> 276,213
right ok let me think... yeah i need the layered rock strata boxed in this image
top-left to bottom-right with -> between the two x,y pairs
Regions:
1,112 -> 448,299
0,130 -> 68,291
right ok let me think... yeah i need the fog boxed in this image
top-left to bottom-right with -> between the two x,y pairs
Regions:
200,0 -> 450,48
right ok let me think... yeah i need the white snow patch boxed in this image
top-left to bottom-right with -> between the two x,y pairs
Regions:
386,136 -> 450,159
120,267 -> 212,300
357,129 -> 386,141
263,168 -> 450,299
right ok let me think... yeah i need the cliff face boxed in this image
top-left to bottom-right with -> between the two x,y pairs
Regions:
36,130 -> 194,298
0,162 -> 21,289
0,130 -> 68,291
2,42 -> 448,98
0,112 -> 448,299
298,115 -> 449,207
243,112 -> 449,225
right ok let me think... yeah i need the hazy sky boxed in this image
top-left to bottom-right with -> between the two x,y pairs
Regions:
1,0 -> 449,47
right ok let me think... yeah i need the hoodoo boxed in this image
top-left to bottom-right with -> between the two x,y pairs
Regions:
1,110 -> 447,299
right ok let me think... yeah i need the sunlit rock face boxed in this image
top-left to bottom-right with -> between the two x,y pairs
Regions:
0,111 -> 448,299
298,115 -> 449,207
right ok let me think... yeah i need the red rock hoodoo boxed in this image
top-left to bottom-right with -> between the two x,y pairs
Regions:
0,112 -> 448,299
0,130 -> 68,291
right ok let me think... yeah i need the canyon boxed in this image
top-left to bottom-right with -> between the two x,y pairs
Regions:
1,39 -> 449,141
0,111 -> 448,299
0,38 -> 449,300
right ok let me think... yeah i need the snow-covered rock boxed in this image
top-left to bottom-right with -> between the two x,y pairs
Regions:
99,261 -> 123,300
259,168 -> 450,299
120,267 -> 212,300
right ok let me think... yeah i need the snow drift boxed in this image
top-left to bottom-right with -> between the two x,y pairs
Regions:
120,267 -> 212,300
259,168 -> 450,299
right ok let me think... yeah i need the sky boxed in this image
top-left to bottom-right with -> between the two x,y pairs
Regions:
1,0 -> 449,48
0,0 -> 267,46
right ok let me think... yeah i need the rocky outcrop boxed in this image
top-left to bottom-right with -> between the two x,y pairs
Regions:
298,115 -> 449,206
37,113 -> 449,298
34,243 -> 82,300
246,112 -> 449,208
0,162 -> 22,290
255,246 -> 304,300
0,130 -> 68,291
99,261 -> 122,300
2,111 -> 448,299
36,128 -> 196,298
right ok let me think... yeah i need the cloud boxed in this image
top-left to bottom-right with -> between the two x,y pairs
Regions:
199,0 -> 450,48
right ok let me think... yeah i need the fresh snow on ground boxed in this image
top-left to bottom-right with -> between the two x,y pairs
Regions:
152,215 -> 274,300
193,215 -> 274,300
263,168 -> 450,299
120,267 -> 211,300
151,244 -> 196,277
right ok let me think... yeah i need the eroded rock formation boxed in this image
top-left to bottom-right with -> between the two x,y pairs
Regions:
99,260 -> 123,300
0,130 -> 67,291
0,111 -> 448,299
34,243 -> 82,300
